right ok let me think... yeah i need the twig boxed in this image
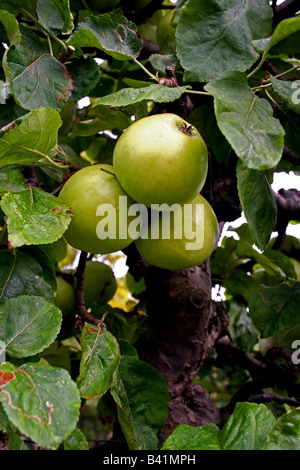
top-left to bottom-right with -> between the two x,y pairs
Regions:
75,251 -> 105,328
248,393 -> 300,407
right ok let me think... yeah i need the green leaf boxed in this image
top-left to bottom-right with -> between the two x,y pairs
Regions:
264,250 -> 297,279
0,250 -> 54,304
0,362 -> 81,449
110,355 -> 169,450
77,323 -> 120,399
0,0 -> 36,16
189,105 -> 231,164
236,161 -> 277,250
64,428 -> 89,450
270,76 -> 300,115
0,169 -> 27,195
36,0 -> 74,35
0,9 -> 21,45
162,423 -> 221,450
162,402 -> 275,450
68,12 -> 142,61
0,295 -> 62,358
176,0 -> 272,82
254,14 -> 300,55
148,54 -> 178,74
277,106 -> 300,157
90,84 -> 189,109
0,404 -> 30,450
249,281 -> 300,338
224,269 -> 257,303
205,71 -> 285,170
71,107 -> 131,137
102,306 -> 138,342
264,410 -> 300,450
0,107 -> 63,169
220,402 -> 276,450
67,57 -> 99,102
226,300 -> 259,351
7,51 -> 73,111
0,187 -> 72,247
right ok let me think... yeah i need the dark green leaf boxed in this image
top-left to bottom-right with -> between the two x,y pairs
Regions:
71,107 -> 131,137
7,52 -> 73,111
110,355 -> 169,450
0,295 -> 62,358
236,162 -> 277,250
68,12 -> 142,61
176,0 -> 272,82
0,250 -> 53,304
36,0 -> 74,35
205,71 -> 285,170
226,300 -> 259,351
148,54 -> 178,74
67,57 -> 99,102
249,281 -> 300,337
271,76 -> 300,115
189,105 -> 231,164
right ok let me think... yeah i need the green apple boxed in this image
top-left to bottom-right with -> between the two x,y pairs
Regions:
54,276 -> 76,316
113,113 -> 208,208
138,22 -> 157,43
156,10 -> 176,47
83,0 -> 120,12
135,194 -> 219,270
58,164 -> 137,254
291,258 -> 300,281
51,237 -> 68,263
83,260 -> 117,307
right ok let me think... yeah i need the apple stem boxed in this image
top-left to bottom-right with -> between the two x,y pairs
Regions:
100,166 -> 116,177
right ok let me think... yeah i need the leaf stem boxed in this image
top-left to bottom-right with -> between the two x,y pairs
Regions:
133,58 -> 158,82
100,166 -> 115,176
20,8 -> 67,52
47,35 -> 53,56
247,52 -> 268,79
273,64 -> 300,80
264,88 -> 280,108
185,89 -> 213,97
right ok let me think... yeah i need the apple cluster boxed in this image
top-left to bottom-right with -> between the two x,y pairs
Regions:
59,113 -> 219,270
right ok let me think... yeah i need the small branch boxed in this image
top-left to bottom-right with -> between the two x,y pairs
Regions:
274,0 -> 300,24
75,251 -> 104,328
57,45 -> 76,63
248,393 -> 300,408
133,57 -> 158,82
282,146 -> 300,166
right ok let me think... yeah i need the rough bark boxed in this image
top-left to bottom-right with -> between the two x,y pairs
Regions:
125,245 -> 228,435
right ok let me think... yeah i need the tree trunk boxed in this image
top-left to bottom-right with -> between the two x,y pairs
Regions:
125,245 -> 228,437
